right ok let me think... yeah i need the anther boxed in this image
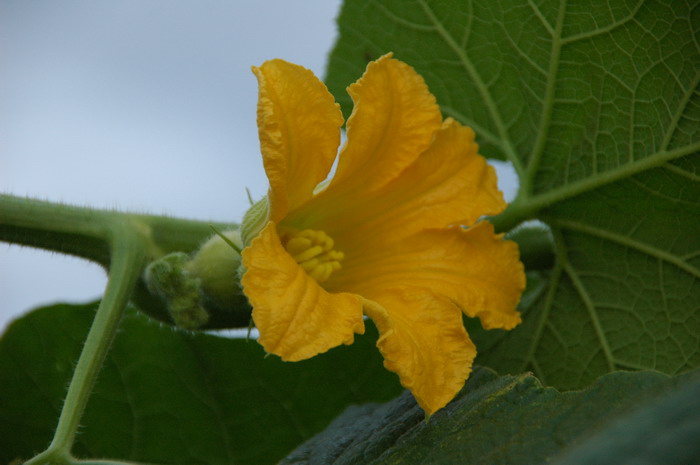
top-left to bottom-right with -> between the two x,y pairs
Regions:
282,228 -> 343,283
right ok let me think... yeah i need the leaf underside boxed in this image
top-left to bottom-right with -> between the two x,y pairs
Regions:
326,0 -> 700,389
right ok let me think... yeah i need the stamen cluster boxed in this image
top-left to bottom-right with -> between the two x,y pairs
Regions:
282,229 -> 343,283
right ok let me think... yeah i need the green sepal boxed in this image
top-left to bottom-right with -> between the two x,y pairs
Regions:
240,197 -> 270,246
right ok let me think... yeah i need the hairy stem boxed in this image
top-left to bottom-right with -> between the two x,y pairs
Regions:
2,194 -> 246,464
0,194 -> 236,264
0,194 -> 245,326
56,229 -> 147,450
0,194 -> 113,266
25,226 -> 147,465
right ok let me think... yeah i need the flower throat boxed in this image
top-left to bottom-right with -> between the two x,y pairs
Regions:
281,228 -> 343,283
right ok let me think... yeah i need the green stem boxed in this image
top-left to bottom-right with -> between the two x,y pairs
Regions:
0,194 -> 235,265
1,194 -> 243,326
0,194 -> 109,237
490,193 -> 537,233
0,194 -> 113,266
25,226 -> 147,465
2,195 -> 248,464
55,230 -> 146,450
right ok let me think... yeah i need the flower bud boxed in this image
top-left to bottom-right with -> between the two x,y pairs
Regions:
186,230 -> 244,310
144,252 -> 209,329
144,230 -> 246,330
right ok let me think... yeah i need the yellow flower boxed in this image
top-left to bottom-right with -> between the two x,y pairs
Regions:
241,54 -> 525,416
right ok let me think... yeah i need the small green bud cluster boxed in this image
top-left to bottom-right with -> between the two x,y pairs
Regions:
145,252 -> 208,329
144,230 -> 244,330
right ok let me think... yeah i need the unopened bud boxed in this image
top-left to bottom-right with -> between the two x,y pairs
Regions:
144,230 -> 246,330
186,230 -> 243,310
144,252 -> 209,329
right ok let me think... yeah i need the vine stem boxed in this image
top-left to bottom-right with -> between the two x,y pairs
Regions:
25,225 -> 148,465
0,194 -> 245,463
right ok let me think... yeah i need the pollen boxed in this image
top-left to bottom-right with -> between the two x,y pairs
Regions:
282,228 -> 343,283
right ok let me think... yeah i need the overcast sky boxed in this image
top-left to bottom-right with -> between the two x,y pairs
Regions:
0,1 -> 517,332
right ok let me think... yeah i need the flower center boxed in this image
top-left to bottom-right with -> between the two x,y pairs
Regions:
281,228 -> 343,283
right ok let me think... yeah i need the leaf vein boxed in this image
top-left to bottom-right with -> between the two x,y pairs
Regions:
416,0 -> 522,174
458,0 -> 474,49
553,227 -> 617,372
560,0 -> 645,45
527,140 -> 700,210
552,219 -> 700,280
661,70 -> 700,151
663,162 -> 700,182
373,1 -> 436,32
529,358 -> 548,384
524,0 -> 567,192
499,23 -> 548,77
527,0 -> 555,36
440,105 -> 501,148
523,266 -> 562,372
630,177 -> 699,206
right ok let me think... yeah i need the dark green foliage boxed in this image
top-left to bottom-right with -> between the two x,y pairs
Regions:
281,367 -> 699,465
0,303 -> 401,465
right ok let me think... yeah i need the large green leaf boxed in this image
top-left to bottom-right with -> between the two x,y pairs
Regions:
553,370 -> 700,465
0,303 -> 401,465
326,0 -> 700,389
280,367 -> 700,465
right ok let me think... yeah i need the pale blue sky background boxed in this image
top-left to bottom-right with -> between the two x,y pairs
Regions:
1,1 -> 517,332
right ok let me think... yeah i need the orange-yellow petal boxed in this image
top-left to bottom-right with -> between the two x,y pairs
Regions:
253,60 -> 343,223
327,54 -> 442,195
362,289 -> 475,416
332,222 -> 525,331
374,118 -> 505,229
291,118 -> 505,245
241,222 -> 365,361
